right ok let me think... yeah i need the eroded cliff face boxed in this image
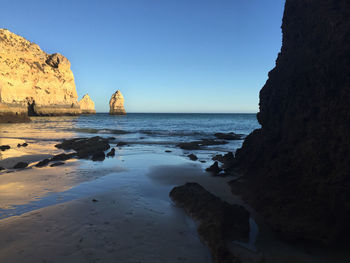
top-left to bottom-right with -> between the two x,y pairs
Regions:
0,29 -> 81,119
231,0 -> 350,244
78,94 -> 96,114
109,90 -> 126,115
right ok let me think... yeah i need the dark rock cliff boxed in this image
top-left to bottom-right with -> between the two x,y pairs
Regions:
231,0 -> 350,244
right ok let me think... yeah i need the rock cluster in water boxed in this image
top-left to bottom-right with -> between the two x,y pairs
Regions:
109,90 -> 126,115
230,0 -> 350,244
78,94 -> 96,114
0,29 -> 95,122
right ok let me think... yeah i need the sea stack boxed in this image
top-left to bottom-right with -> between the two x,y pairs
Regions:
78,94 -> 96,114
230,0 -> 350,244
0,29 -> 81,122
109,90 -> 126,115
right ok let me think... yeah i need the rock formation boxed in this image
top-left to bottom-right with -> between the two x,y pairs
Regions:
0,28 -> 81,122
170,183 -> 249,263
78,94 -> 96,114
230,0 -> 350,244
109,90 -> 126,115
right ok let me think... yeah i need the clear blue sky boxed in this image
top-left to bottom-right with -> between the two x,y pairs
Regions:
1,0 -> 285,113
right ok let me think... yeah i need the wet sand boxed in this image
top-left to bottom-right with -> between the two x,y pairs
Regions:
1,129 -> 349,263
1,158 -> 348,263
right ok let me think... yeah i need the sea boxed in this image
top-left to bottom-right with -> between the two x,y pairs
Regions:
0,113 -> 259,218
1,113 -> 259,154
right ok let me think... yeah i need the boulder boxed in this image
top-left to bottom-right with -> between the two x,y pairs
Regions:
109,90 -> 126,115
78,94 -> 96,114
0,29 -> 82,121
169,183 -> 249,263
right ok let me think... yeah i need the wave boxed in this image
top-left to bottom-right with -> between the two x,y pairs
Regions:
70,128 -> 131,135
70,128 -> 246,139
139,130 -> 210,137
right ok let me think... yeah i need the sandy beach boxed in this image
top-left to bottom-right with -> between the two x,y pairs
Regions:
1,148 -> 348,263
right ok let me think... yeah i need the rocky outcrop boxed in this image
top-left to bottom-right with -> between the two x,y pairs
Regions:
109,90 -> 126,115
0,29 -> 81,121
78,94 -> 96,114
230,0 -> 350,244
170,183 -> 249,263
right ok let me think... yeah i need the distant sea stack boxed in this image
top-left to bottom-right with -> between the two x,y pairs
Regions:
109,90 -> 126,115
78,94 -> 96,114
230,0 -> 350,244
0,28 -> 81,122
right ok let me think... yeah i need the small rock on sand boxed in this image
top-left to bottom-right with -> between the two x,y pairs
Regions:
0,145 -> 10,151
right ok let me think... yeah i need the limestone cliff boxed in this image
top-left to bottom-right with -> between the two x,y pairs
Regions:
78,94 -> 96,114
109,90 -> 126,115
230,0 -> 350,244
0,29 -> 81,120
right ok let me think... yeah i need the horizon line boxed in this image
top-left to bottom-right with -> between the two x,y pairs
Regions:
94,112 -> 258,114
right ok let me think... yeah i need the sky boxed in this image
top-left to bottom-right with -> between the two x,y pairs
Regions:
1,0 -> 285,113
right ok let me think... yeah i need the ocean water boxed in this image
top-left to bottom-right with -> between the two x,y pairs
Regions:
0,113 -> 259,217
1,113 -> 259,158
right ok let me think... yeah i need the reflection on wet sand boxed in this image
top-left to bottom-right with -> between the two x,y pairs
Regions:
0,116 -> 123,211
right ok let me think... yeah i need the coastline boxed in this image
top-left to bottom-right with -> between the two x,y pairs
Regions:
0,114 -> 349,262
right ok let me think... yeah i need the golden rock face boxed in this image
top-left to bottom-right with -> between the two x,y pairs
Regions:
109,90 -> 126,115
78,94 -> 96,114
0,29 -> 81,117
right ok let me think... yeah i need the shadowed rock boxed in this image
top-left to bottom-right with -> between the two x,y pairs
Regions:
51,153 -> 75,161
206,161 -> 223,176
13,162 -> 28,169
170,183 -> 249,263
55,136 -> 110,160
230,0 -> 350,244
91,151 -> 105,161
214,132 -> 242,140
212,152 -> 234,163
17,143 -> 28,148
188,154 -> 198,161
50,162 -> 65,167
35,159 -> 50,168
106,148 -> 115,157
